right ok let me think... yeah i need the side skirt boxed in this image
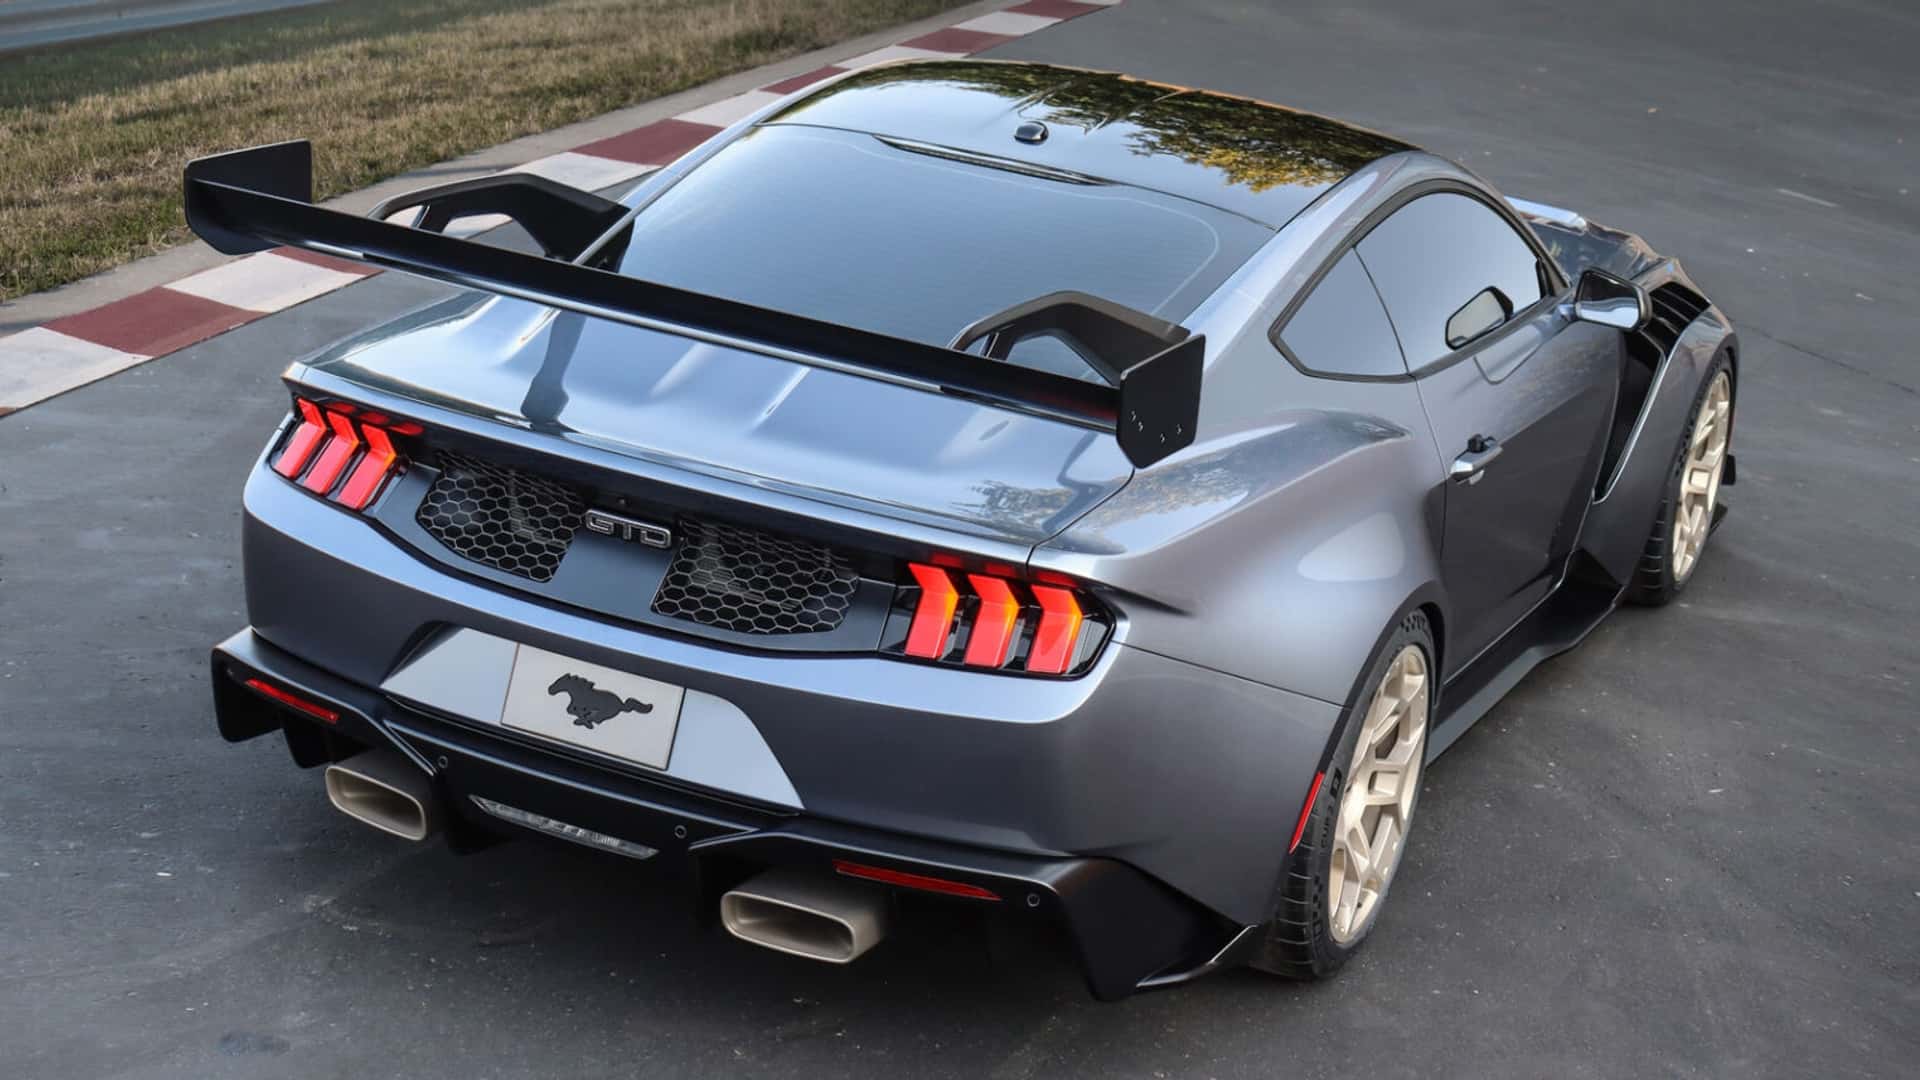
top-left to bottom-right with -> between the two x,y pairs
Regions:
1429,575 -> 1621,758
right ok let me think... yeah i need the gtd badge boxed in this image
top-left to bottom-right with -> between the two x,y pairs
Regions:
583,509 -> 673,549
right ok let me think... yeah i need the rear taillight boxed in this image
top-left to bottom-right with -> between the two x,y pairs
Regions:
269,396 -> 414,511
885,562 -> 1110,676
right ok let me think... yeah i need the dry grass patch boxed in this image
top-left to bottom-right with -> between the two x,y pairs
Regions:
0,0 -> 961,302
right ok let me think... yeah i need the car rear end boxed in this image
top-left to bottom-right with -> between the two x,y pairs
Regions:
191,80 -> 1345,997
213,345 -> 1345,996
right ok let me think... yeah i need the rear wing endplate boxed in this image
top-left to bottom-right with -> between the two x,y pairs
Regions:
183,141 -> 1203,468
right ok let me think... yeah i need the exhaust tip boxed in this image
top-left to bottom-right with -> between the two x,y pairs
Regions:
324,750 -> 437,842
721,869 -> 889,965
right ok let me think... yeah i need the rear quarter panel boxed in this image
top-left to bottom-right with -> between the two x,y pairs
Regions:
1037,365 -> 1447,710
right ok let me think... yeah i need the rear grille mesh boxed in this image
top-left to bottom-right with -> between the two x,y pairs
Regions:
417,451 -> 582,583
652,516 -> 858,635
412,449 -> 860,634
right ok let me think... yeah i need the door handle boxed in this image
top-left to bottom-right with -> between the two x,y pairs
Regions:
1451,435 -> 1502,485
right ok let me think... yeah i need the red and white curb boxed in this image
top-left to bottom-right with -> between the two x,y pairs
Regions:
0,0 -> 1121,418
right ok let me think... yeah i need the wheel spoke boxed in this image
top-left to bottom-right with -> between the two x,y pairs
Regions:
1342,818 -> 1373,882
1331,865 -> 1360,935
1352,770 -> 1400,808
1395,667 -> 1426,710
1367,818 -> 1399,890
1396,732 -> 1424,816
1362,687 -> 1397,745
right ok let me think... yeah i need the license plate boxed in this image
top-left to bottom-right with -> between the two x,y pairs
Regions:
500,645 -> 685,770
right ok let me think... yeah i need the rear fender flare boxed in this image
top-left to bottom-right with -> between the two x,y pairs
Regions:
1314,583 -> 1448,773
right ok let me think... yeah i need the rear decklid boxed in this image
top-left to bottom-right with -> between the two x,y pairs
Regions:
304,289 -> 1133,545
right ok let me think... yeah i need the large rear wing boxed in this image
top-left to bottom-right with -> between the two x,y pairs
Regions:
183,141 -> 1203,468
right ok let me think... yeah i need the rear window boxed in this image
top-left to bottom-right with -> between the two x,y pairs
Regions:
615,126 -> 1271,379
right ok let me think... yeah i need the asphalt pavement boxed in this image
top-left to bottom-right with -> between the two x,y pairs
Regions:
1,1 -> 1915,1077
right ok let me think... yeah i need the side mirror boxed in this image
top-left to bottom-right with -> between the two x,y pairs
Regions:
1571,268 -> 1649,331
1445,286 -> 1512,349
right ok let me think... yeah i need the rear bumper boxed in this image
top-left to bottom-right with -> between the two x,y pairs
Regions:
213,628 -> 1247,998
238,462 -> 1341,926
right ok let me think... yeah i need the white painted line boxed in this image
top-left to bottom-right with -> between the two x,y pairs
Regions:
0,328 -> 149,410
955,11 -> 1060,35
167,251 -> 361,314
676,90 -> 783,128
841,45 -> 960,68
1776,187 -> 1838,209
510,152 -> 657,192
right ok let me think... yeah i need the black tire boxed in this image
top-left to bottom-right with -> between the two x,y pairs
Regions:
1627,350 -> 1734,607
1248,609 -> 1434,980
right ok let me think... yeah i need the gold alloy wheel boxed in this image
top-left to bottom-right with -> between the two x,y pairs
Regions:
1328,644 -> 1429,945
1673,370 -> 1732,582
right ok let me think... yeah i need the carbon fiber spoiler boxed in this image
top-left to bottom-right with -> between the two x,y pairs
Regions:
183,141 -> 1203,468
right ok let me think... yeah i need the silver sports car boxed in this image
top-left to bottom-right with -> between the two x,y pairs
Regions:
191,60 -> 1738,998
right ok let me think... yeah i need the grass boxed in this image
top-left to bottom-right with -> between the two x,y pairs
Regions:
0,0 -> 962,302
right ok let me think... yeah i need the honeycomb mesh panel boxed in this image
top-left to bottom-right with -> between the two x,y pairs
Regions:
653,516 -> 858,634
416,451 -> 583,582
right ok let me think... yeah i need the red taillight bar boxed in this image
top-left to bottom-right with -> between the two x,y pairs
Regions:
1026,584 -> 1084,675
832,859 -> 1001,901
272,398 -> 329,479
242,677 -> 339,724
905,562 -> 960,658
336,421 -> 398,510
300,408 -> 362,495
963,574 -> 1020,667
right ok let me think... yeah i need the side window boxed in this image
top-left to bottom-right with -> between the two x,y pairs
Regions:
1276,251 -> 1407,378
1355,192 -> 1545,369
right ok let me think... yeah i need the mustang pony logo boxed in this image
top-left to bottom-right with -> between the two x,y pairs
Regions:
546,673 -> 653,729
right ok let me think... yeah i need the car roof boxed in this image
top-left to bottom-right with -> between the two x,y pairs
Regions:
764,60 -> 1417,229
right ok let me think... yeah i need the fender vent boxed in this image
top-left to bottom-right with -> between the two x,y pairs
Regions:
652,516 -> 858,635
1639,283 -> 1709,356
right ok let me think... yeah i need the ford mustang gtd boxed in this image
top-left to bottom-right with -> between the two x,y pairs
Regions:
191,61 -> 1738,998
